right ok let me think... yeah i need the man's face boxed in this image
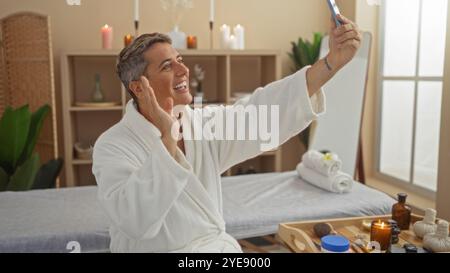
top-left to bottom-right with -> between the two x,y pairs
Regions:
143,42 -> 192,106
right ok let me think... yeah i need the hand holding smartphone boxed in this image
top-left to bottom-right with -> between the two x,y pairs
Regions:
326,0 -> 342,27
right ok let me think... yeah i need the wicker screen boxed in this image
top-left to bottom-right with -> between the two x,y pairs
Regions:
0,12 -> 58,165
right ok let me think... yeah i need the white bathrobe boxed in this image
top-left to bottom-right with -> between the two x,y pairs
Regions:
92,67 -> 325,253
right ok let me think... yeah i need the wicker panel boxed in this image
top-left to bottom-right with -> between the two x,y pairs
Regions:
0,13 -> 58,166
0,29 -> 6,115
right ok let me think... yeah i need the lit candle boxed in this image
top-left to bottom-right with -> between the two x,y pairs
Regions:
134,0 -> 140,21
370,220 -> 392,251
101,24 -> 113,50
233,24 -> 245,50
187,36 -> 197,49
210,0 -> 215,22
228,34 -> 238,50
124,34 -> 134,47
220,24 -> 230,49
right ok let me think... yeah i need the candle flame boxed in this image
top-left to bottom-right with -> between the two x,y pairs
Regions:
103,24 -> 109,28
381,222 -> 385,228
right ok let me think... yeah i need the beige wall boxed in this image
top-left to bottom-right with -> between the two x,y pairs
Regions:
337,0 -> 356,21
0,0 -> 334,175
436,1 -> 450,221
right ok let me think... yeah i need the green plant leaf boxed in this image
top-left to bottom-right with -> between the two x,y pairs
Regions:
0,167 -> 9,191
18,104 -> 50,166
298,41 -> 312,66
7,153 -> 40,191
32,158 -> 63,190
0,105 -> 31,173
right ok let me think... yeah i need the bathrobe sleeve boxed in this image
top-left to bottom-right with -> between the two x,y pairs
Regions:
212,66 -> 326,174
92,134 -> 193,240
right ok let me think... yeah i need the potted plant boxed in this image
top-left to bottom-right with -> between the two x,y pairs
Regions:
0,104 -> 63,191
288,32 -> 323,150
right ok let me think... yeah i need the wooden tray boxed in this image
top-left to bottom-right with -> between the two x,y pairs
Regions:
278,214 -> 433,253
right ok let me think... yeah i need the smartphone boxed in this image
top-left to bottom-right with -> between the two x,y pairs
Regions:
326,0 -> 342,27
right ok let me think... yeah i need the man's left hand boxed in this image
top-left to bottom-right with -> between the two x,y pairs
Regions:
328,14 -> 362,71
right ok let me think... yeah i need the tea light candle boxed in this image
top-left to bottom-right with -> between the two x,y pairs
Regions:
187,36 -> 197,49
101,24 -> 113,49
124,34 -> 134,47
370,220 -> 392,251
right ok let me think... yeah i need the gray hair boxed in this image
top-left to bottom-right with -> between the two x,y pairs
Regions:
116,33 -> 172,102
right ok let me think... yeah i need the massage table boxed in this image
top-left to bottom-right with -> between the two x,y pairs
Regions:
0,171 -> 395,253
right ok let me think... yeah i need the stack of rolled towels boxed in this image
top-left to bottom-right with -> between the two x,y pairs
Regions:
296,150 -> 353,194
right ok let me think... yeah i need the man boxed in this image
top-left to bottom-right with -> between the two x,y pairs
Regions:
92,14 -> 361,252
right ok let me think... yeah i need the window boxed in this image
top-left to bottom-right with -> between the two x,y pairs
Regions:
378,0 -> 448,192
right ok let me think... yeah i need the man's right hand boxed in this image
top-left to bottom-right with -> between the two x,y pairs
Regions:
137,76 -> 181,157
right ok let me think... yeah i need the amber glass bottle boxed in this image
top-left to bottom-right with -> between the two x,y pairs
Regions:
392,193 -> 412,230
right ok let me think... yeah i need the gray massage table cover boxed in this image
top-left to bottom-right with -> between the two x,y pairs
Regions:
0,171 -> 395,252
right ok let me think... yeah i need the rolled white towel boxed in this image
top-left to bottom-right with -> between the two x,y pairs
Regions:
302,150 -> 342,177
296,163 -> 353,194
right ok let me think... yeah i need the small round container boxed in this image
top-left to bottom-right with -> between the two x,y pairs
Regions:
321,235 -> 350,253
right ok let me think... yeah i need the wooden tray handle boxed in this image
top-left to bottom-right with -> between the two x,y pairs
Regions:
284,225 -> 319,253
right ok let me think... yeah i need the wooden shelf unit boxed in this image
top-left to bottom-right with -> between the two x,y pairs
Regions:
61,49 -> 282,187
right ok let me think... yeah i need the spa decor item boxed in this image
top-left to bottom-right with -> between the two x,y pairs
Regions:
187,35 -> 197,49
0,105 -> 62,191
101,24 -> 113,49
91,74 -> 105,103
288,32 -> 323,150
413,208 -> 437,239
209,0 -> 214,49
388,220 -> 401,244
370,220 -> 392,251
161,0 -> 193,49
191,64 -> 205,99
219,24 -> 245,50
321,235 -> 350,253
233,24 -> 245,50
313,223 -> 336,238
279,214 -> 441,253
124,34 -> 134,47
134,0 -> 140,37
423,220 -> 450,253
74,142 -> 93,160
220,24 -> 230,49
392,193 -> 411,230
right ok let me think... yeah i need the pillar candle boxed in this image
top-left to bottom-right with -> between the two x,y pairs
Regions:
101,24 -> 113,49
228,35 -> 238,50
233,24 -> 245,50
210,0 -> 215,22
220,24 -> 230,49
134,0 -> 140,21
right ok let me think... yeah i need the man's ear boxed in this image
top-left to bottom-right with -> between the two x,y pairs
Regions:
128,81 -> 141,98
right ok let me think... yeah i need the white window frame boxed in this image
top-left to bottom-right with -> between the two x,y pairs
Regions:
375,0 -> 447,200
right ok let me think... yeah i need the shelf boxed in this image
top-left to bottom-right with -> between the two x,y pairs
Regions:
72,159 -> 93,165
62,50 -> 281,186
179,49 -> 282,57
69,106 -> 123,112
